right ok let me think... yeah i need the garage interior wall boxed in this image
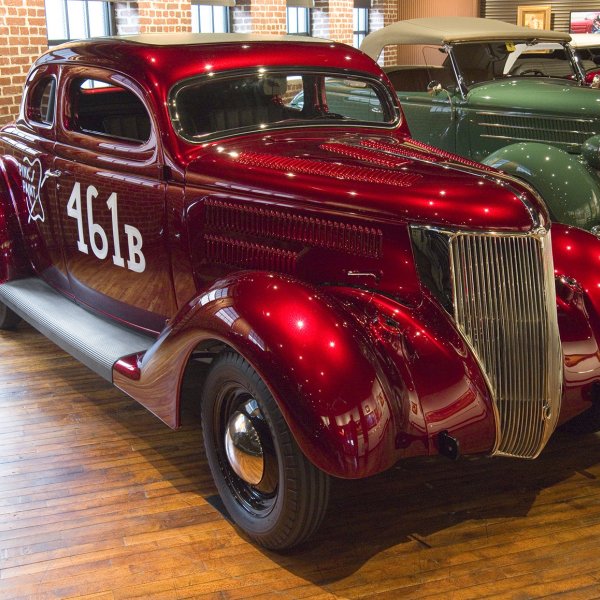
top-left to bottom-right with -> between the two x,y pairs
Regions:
395,0 -> 479,64
482,0 -> 600,31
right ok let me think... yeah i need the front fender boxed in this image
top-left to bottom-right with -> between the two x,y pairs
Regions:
483,143 -> 600,230
328,288 -> 497,458
114,271 -> 500,478
551,223 -> 600,422
114,271 -> 401,478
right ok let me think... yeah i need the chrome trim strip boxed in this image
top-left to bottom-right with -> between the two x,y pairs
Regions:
479,133 -> 581,147
475,111 -> 595,125
478,122 -> 594,136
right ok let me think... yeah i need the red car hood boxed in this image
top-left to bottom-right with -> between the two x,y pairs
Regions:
185,131 -> 548,233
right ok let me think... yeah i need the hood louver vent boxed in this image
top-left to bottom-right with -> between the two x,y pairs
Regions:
236,151 -> 421,188
205,198 -> 383,259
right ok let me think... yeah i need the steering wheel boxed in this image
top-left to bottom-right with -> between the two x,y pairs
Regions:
516,68 -> 547,77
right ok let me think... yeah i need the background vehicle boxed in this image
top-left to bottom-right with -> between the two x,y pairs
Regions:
1,34 -> 600,550
361,17 -> 600,231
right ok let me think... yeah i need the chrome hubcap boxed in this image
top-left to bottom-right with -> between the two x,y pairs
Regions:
224,402 -> 264,485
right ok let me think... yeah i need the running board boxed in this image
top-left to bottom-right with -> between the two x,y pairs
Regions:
0,278 -> 154,381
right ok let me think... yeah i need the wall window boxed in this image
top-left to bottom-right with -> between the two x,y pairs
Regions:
353,7 -> 369,48
287,7 -> 311,35
45,0 -> 114,46
192,5 -> 230,33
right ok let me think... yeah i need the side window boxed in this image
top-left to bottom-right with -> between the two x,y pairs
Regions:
70,78 -> 151,144
323,77 -> 386,122
26,78 -> 56,126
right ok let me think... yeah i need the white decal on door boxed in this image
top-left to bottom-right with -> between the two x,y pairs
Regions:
66,182 -> 146,273
20,157 -> 49,223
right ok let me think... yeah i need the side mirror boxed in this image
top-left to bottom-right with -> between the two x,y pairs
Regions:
427,80 -> 443,95
582,134 -> 600,170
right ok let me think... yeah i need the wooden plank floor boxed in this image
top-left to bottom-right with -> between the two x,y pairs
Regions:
2,323 -> 600,599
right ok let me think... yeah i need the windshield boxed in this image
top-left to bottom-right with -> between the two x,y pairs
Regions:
449,41 -> 582,85
169,70 -> 397,141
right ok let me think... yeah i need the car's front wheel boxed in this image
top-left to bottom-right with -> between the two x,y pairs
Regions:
0,300 -> 21,330
201,352 -> 330,550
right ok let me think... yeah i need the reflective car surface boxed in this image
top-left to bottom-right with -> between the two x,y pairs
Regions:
2,33 -> 600,550
361,17 -> 600,231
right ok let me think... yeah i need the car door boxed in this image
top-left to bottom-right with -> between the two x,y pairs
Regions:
5,65 -> 72,293
53,67 -> 176,333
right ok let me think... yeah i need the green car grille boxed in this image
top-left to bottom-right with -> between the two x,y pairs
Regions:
475,112 -> 597,151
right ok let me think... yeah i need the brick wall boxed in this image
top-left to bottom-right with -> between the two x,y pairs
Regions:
136,1 -> 192,33
115,2 -> 141,35
250,0 -> 287,34
371,0 -> 398,66
0,0 -> 47,126
312,0 -> 330,39
313,0 -> 353,45
232,0 -> 253,34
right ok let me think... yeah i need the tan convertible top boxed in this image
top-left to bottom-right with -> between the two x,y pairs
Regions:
114,32 -> 330,45
360,17 -> 571,59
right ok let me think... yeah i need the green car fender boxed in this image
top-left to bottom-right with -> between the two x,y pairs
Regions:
482,142 -> 600,231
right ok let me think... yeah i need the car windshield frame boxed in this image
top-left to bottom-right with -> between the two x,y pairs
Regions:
168,67 -> 400,143
447,39 -> 585,97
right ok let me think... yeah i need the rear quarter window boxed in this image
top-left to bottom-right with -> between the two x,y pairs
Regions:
26,77 -> 56,126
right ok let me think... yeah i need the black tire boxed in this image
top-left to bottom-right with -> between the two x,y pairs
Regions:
201,352 -> 330,550
0,300 -> 21,330
561,404 -> 600,434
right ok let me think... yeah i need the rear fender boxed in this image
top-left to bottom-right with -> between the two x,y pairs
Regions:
114,271 -> 401,479
483,143 -> 600,230
0,157 -> 30,282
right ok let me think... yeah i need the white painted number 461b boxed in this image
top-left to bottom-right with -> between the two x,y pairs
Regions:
67,182 -> 146,273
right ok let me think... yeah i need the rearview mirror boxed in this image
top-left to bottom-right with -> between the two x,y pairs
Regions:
427,80 -> 443,95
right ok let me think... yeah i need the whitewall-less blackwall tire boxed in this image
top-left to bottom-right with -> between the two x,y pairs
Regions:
201,352 -> 330,550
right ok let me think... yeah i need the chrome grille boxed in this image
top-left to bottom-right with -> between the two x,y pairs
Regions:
450,231 -> 562,458
476,112 -> 597,151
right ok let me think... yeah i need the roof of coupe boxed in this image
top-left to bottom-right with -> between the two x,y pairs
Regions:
360,16 -> 571,59
38,33 -> 384,91
106,32 -> 332,46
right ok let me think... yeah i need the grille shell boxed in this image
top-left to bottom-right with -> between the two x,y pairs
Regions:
446,229 -> 562,458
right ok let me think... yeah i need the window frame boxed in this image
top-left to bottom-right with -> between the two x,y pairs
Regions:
56,67 -> 158,165
45,0 -> 115,46
353,7 -> 369,49
25,75 -> 57,129
287,6 -> 311,36
191,4 -> 231,33
168,67 -> 400,144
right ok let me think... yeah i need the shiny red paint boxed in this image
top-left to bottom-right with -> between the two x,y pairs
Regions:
2,36 -> 600,481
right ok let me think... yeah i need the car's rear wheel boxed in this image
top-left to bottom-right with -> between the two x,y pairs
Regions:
0,300 -> 21,330
201,352 -> 330,550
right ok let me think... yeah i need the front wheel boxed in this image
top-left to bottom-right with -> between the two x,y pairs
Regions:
0,300 -> 21,330
201,352 -> 330,550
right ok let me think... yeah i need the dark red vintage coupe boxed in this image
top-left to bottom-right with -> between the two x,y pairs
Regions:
1,33 -> 600,550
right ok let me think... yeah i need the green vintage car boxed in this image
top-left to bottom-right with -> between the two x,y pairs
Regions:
361,17 -> 600,231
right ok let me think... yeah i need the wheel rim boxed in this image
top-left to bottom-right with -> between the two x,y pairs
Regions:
216,387 -> 278,516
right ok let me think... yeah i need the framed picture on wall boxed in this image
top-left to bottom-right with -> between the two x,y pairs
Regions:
517,5 -> 551,30
569,11 -> 600,33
